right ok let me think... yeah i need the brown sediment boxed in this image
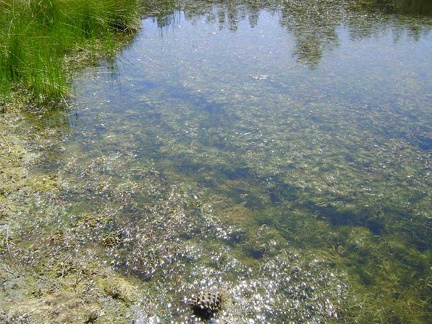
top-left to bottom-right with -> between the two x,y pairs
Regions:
0,106 -> 141,323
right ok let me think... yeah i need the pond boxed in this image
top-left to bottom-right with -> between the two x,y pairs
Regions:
22,0 -> 432,322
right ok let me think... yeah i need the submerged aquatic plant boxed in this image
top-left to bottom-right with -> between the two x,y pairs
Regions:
2,0 -> 432,322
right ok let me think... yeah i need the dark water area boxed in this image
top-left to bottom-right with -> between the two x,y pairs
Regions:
372,0 -> 432,16
29,0 -> 432,322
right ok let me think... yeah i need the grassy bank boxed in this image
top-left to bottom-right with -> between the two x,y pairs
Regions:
0,0 -> 139,104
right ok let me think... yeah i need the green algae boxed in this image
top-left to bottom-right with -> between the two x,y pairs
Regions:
55,3 -> 431,318
1,0 -> 432,323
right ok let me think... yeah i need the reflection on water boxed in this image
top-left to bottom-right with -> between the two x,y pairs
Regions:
363,0 -> 432,16
33,0 -> 432,322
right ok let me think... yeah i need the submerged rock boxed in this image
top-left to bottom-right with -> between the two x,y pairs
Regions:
190,291 -> 223,320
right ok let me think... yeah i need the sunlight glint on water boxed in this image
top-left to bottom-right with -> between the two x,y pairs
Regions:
65,4 -> 432,322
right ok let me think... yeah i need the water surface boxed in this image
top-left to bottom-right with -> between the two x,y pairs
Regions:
39,0 -> 432,322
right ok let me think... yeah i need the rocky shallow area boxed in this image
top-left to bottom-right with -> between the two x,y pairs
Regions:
0,104 -> 352,323
0,104 -> 141,323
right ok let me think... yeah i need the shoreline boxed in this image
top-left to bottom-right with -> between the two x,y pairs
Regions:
0,107 -> 141,323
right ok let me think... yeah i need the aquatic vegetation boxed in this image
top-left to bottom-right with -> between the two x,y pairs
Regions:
0,0 -> 139,103
1,0 -> 432,323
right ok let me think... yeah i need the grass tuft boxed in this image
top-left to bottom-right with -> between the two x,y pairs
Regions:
0,0 -> 139,104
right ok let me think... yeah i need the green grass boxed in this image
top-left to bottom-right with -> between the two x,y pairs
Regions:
0,0 -> 139,103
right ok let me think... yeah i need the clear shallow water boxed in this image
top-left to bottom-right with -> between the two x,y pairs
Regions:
37,1 -> 432,322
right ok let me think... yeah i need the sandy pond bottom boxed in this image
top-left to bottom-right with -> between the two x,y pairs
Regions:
2,2 -> 432,323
